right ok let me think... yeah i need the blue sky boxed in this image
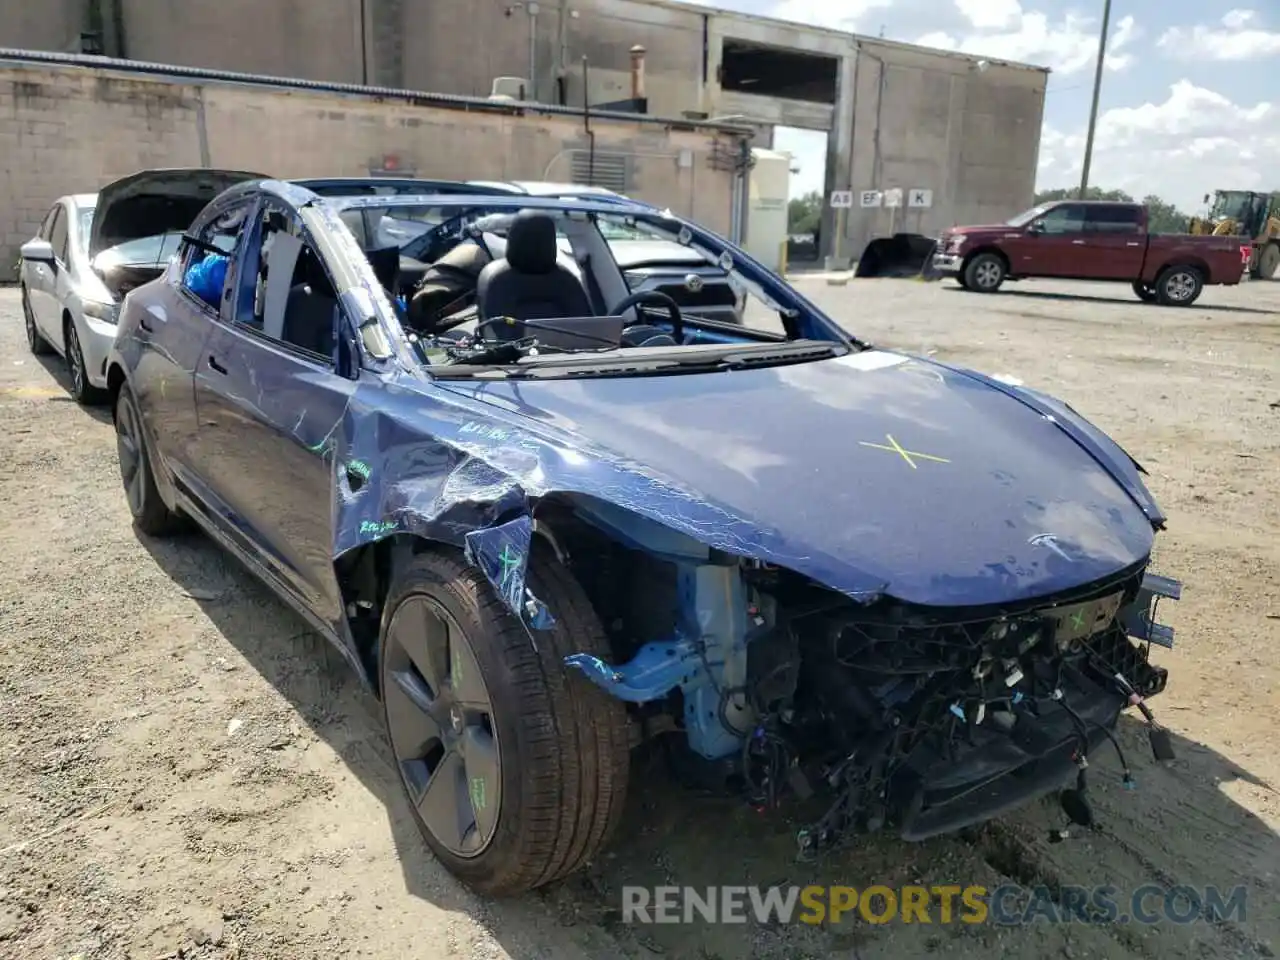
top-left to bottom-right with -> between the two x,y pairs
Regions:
695,0 -> 1279,212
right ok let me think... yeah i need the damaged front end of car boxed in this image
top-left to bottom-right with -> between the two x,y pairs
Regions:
546,498 -> 1181,856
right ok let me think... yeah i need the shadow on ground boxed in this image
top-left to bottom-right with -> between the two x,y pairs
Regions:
941,284 -> 1279,316
34,354 -> 113,424
137,529 -> 1279,960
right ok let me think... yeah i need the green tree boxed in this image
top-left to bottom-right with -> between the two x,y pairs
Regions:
1033,187 -> 1195,232
788,191 -> 822,234
1034,186 -> 1135,203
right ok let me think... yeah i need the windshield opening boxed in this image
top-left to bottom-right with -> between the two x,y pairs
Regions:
344,199 -> 855,380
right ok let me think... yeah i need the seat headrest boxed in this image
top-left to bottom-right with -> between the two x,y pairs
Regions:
505,211 -> 559,274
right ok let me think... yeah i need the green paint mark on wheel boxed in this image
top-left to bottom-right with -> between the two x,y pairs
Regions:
469,776 -> 487,811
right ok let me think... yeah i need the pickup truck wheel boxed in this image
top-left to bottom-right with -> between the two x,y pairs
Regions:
963,253 -> 1006,293
1132,281 -> 1158,303
378,546 -> 630,897
1155,266 -> 1203,307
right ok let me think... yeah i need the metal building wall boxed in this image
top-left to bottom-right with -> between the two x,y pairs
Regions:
0,0 -> 1049,260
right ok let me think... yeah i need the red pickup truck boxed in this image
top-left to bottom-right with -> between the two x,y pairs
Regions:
931,200 -> 1251,306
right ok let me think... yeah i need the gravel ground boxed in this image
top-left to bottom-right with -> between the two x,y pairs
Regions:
0,276 -> 1277,960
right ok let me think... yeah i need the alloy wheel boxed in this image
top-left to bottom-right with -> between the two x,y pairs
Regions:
1164,272 -> 1197,302
383,595 -> 501,858
115,396 -> 146,517
974,261 -> 1002,288
67,324 -> 85,397
23,295 -> 37,349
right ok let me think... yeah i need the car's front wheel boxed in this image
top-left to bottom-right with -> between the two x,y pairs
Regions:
963,252 -> 1006,293
115,383 -> 182,536
22,286 -> 53,355
378,546 -> 630,897
65,316 -> 106,405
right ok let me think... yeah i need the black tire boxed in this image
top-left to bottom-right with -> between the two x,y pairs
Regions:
1132,281 -> 1158,303
114,383 -> 182,536
22,286 -> 53,355
378,545 -> 630,897
64,316 -> 106,405
1255,241 -> 1280,281
955,274 -> 970,290
963,252 -> 1006,293
1154,265 -> 1203,307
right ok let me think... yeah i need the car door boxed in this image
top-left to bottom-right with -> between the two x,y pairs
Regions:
26,204 -> 64,343
191,200 -> 357,627
1014,203 -> 1089,278
1082,205 -> 1146,279
132,197 -> 257,502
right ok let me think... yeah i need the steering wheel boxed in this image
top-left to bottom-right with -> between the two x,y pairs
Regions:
608,290 -> 685,343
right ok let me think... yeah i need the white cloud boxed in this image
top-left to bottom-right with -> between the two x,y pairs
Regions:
1221,9 -> 1255,30
766,0 -> 894,31
917,8 -> 1138,74
955,0 -> 1024,31
1157,9 -> 1280,60
1035,80 -> 1278,210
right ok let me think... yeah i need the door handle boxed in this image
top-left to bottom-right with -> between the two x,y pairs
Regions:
1126,242 -> 1141,247
1071,240 -> 1086,245
138,314 -> 154,332
207,355 -> 228,375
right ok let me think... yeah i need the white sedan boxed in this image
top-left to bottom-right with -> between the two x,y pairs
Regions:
19,169 -> 261,403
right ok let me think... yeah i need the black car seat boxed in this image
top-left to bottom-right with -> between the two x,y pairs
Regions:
282,249 -> 337,358
475,211 -> 591,338
365,244 -> 401,297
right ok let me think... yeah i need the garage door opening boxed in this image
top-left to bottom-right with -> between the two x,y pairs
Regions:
775,126 -> 829,267
719,40 -> 838,104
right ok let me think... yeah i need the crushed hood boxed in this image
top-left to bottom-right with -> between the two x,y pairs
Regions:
432,350 -> 1158,607
89,168 -> 266,257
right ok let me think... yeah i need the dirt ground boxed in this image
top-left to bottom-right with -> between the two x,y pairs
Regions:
0,276 -> 1277,960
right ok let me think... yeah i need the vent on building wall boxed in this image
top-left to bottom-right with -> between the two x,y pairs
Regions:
570,151 -> 630,193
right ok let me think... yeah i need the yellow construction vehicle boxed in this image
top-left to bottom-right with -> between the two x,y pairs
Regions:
1187,190 -> 1280,279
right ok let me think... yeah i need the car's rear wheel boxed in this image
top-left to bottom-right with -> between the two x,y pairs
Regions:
963,253 -> 1006,293
1132,281 -> 1158,303
65,316 -> 106,405
379,546 -> 630,897
1155,265 -> 1203,307
22,286 -> 53,355
115,383 -> 182,536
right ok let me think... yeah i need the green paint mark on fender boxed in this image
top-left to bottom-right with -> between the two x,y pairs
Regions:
359,519 -> 398,536
497,544 -> 522,592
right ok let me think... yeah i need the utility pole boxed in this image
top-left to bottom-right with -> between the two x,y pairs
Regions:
1078,0 -> 1112,198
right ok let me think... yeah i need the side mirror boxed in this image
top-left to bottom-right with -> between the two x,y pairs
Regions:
1027,220 -> 1045,235
20,238 -> 55,263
